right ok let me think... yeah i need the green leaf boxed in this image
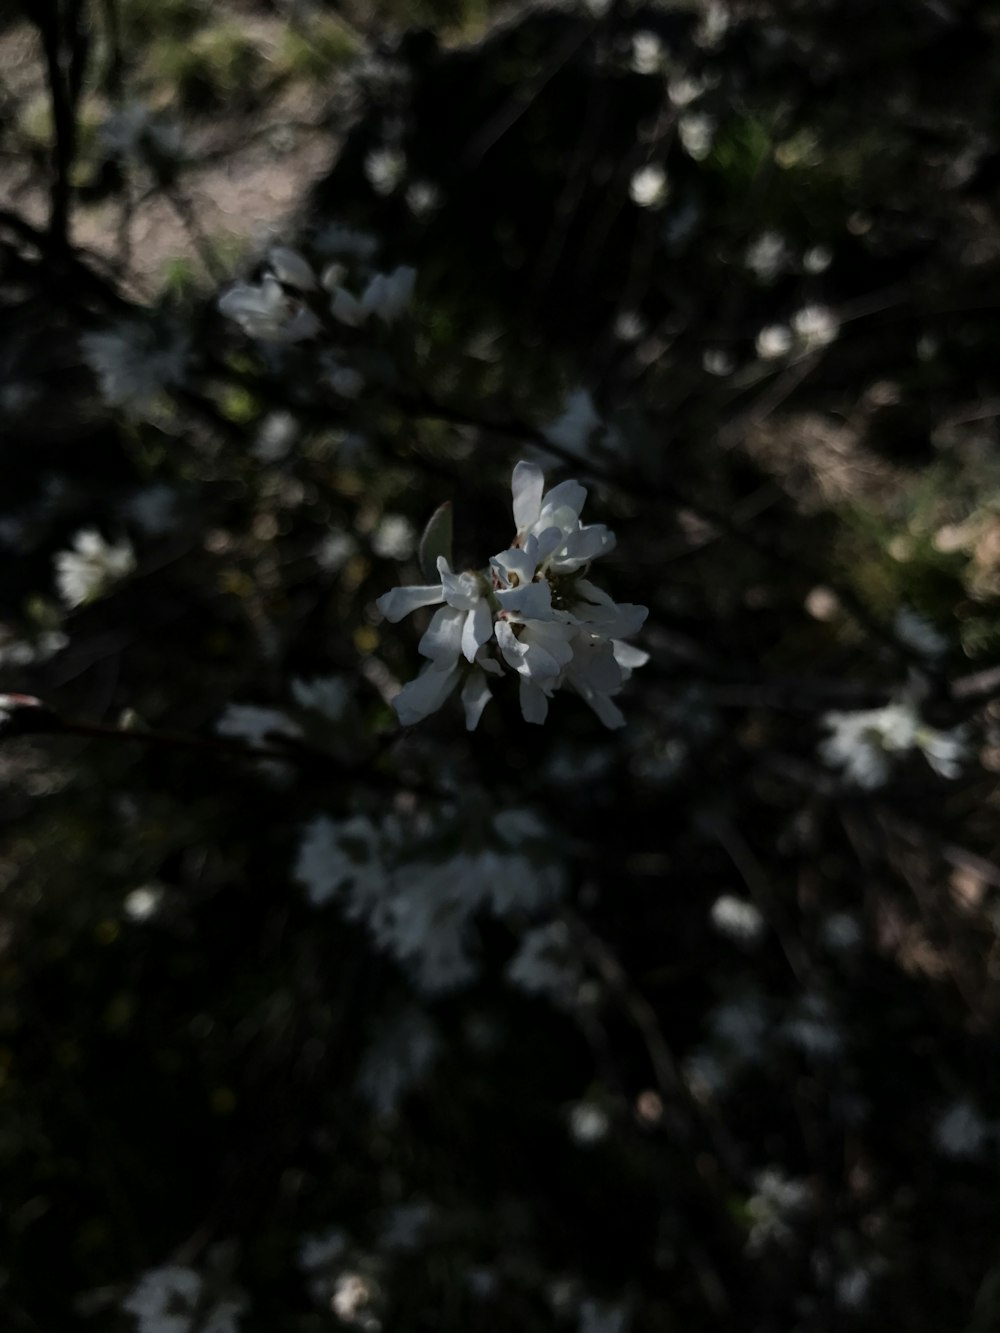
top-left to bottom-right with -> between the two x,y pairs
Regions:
418,501 -> 454,580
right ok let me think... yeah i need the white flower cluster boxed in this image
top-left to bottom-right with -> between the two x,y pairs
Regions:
123,1265 -> 244,1333
820,700 -> 967,789
217,244 -> 415,345
54,528 -> 136,608
81,321 -> 189,410
295,806 -> 565,993
377,462 -> 648,729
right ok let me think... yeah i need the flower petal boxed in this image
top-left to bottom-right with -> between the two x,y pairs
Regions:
392,664 -> 459,725
512,461 -> 544,533
519,678 -> 550,724
462,599 -> 493,662
461,670 -> 492,730
419,605 -> 465,666
376,583 -> 444,622
494,580 -> 554,621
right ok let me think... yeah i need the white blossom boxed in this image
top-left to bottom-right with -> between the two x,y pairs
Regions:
756,323 -> 793,359
218,258 -> 320,342
746,1168 -> 811,1253
365,146 -> 406,195
507,920 -> 581,1004
934,1099 -> 992,1159
55,528 -> 135,607
629,31 -> 665,75
678,112 -> 715,161
894,607 -> 948,659
542,388 -> 602,456
629,164 -> 668,208
377,461 -> 647,728
710,894 -> 765,945
372,514 -> 416,560
820,701 -> 967,788
745,231 -> 788,282
330,265 -> 417,327
123,1265 -> 245,1333
568,1101 -> 610,1146
578,1299 -> 630,1333
81,322 -> 188,409
792,303 -> 839,349
356,1008 -> 440,1118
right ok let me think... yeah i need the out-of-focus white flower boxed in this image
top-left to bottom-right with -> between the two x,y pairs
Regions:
123,1265 -> 245,1333
781,992 -> 843,1059
298,1228 -> 349,1273
803,243 -> 833,274
710,894 -> 765,945
755,324 -> 793,359
330,265 -> 417,327
568,1101 -> 610,1146
123,885 -> 163,922
507,919 -> 580,1004
81,322 -> 188,409
378,1202 -> 434,1252
746,1168 -> 811,1253
253,410 -> 298,462
667,74 -> 704,107
542,388 -> 602,456
218,274 -> 320,342
313,222 -> 378,260
266,246 -> 316,291
216,704 -> 301,751
356,1008 -> 440,1118
629,164 -> 668,208
678,112 -> 715,161
365,146 -> 406,195
894,607 -> 948,659
630,30 -> 665,75
934,1099 -> 992,1159
745,231 -> 788,282
703,348 -> 735,376
372,514 -> 416,561
55,528 -> 135,607
315,530 -> 358,572
820,701 -> 967,788
292,676 -> 351,722
579,1298 -> 630,1333
820,911 -> 862,952
792,303 -> 838,349
406,180 -> 441,217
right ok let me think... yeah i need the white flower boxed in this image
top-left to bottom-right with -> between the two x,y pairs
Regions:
746,1168 -> 811,1253
820,701 -> 966,787
568,1101 -> 610,1146
266,246 -> 316,290
216,703 -> 300,749
895,607 -> 948,659
81,322 -> 188,409
365,146 -> 406,195
578,1299 -> 630,1333
755,323 -> 793,359
330,265 -> 416,327
792,303 -> 839,349
378,461 -> 647,728
55,528 -> 135,607
356,1008 -> 440,1118
745,231 -> 788,282
123,1265 -> 245,1333
218,275 -> 320,342
630,30 -> 665,75
295,814 -> 384,907
934,1099 -> 992,1159
542,387 -> 602,456
710,894 -> 765,945
292,676 -> 351,722
372,513 -> 416,560
629,164 -> 668,208
507,920 -> 580,1004
678,112 -> 715,161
